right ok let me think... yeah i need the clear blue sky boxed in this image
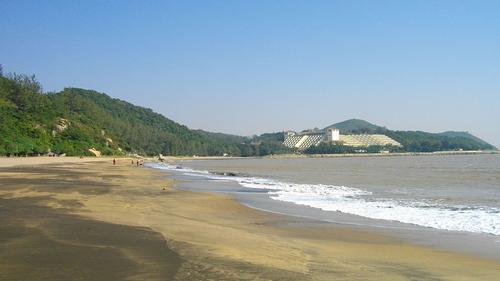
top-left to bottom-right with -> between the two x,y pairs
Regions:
1,1 -> 499,146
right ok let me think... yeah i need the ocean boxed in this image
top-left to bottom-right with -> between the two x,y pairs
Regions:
147,154 -> 500,257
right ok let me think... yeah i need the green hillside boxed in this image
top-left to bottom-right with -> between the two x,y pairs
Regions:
384,130 -> 495,152
322,119 -> 495,152
0,72 -> 290,157
438,131 -> 492,146
325,118 -> 382,134
1,70 -> 494,157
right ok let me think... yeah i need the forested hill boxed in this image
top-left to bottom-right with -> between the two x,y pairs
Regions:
0,72 -> 289,156
325,118 -> 382,134
323,119 -> 496,152
0,70 -> 494,157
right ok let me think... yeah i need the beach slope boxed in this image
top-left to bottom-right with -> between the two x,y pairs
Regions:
0,158 -> 498,280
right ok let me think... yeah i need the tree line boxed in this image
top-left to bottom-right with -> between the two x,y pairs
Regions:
0,70 -> 291,157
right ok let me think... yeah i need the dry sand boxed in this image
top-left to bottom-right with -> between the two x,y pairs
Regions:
0,156 -> 107,167
0,157 -> 499,280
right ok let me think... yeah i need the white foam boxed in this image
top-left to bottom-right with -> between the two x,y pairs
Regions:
147,162 -> 500,235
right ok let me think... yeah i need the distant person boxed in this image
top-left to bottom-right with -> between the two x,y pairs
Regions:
113,158 -> 116,165
136,160 -> 139,166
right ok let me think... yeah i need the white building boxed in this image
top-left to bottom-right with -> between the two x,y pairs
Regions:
283,128 -> 401,150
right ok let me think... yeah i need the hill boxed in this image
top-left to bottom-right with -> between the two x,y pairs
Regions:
321,119 -> 495,152
438,131 -> 492,147
324,119 -> 382,134
384,130 -> 495,152
0,72 -> 290,157
1,70 -> 494,156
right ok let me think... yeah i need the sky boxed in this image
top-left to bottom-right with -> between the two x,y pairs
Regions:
1,1 -> 499,146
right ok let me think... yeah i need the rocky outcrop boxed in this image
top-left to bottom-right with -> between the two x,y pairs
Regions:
55,118 -> 70,133
88,148 -> 101,157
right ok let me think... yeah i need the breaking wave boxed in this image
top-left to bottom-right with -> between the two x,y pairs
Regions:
148,162 -> 500,235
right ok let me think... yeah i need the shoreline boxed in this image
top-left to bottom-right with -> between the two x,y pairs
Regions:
166,163 -> 500,260
1,148 -> 497,165
267,149 -> 500,159
152,149 -> 500,162
1,158 -> 499,280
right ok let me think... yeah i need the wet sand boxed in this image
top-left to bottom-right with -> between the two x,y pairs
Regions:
0,158 -> 499,280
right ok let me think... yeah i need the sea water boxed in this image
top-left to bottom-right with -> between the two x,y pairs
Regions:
149,154 -> 500,236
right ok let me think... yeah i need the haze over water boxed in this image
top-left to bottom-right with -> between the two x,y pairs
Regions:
167,154 -> 500,235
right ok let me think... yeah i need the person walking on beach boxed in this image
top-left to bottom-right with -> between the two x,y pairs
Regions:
113,158 -> 116,165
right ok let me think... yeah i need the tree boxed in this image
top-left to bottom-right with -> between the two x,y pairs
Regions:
0,70 -> 494,157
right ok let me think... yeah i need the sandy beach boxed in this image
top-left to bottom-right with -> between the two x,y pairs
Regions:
0,157 -> 499,280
